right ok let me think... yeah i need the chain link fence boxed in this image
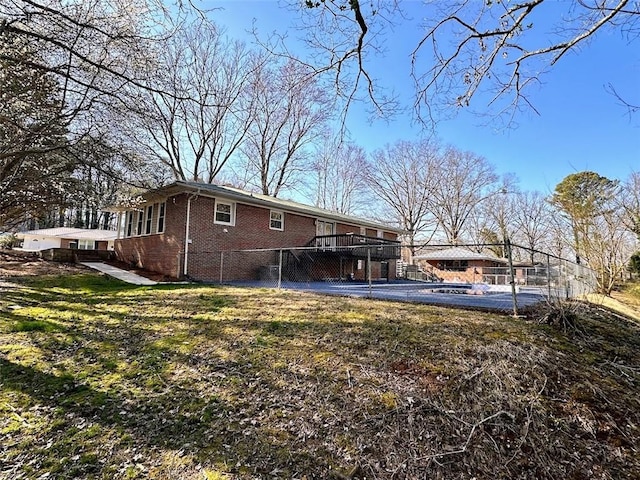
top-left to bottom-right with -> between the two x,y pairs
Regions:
216,243 -> 398,286
188,241 -> 596,315
406,241 -> 596,299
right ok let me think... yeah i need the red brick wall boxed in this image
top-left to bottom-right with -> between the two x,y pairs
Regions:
115,194 -> 187,279
115,192 -> 398,282
419,259 -> 499,283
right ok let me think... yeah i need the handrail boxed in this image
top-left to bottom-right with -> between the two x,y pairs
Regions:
305,234 -> 401,259
307,233 -> 401,248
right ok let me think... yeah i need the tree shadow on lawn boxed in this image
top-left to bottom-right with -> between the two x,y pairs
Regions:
4,275 -> 640,478
0,353 -> 337,478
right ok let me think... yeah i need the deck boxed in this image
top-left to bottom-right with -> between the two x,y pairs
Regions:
307,234 -> 401,260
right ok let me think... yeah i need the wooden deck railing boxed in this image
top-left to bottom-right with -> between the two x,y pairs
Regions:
307,234 -> 401,260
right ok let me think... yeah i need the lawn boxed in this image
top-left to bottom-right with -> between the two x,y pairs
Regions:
1,271 -> 639,479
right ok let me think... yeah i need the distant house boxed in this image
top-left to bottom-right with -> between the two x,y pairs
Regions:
413,247 -> 508,283
109,181 -> 402,282
17,227 -> 117,251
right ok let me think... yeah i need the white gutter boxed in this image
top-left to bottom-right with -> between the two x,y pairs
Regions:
183,191 -> 200,277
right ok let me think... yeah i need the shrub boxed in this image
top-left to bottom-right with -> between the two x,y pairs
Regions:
0,233 -> 17,249
628,251 -> 640,276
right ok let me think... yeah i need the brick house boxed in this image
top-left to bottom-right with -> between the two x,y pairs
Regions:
17,227 -> 117,251
110,181 -> 401,282
413,247 -> 508,283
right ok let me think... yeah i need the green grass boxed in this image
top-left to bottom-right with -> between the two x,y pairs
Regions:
1,272 -> 639,479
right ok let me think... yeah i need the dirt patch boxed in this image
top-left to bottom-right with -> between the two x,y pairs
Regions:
0,250 -> 177,283
0,250 -> 88,278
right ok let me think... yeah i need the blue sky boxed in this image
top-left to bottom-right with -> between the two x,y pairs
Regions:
207,1 -> 639,194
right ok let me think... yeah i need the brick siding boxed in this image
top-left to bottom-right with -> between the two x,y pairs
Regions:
115,192 -> 397,282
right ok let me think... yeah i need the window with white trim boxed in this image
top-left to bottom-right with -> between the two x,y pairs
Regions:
136,210 -> 143,235
126,211 -> 134,237
157,202 -> 166,233
214,200 -> 235,225
145,205 -> 154,234
78,239 -> 95,250
270,210 -> 284,231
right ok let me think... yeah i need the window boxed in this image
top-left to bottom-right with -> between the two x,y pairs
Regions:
78,239 -> 95,250
440,260 -> 469,271
157,202 -> 166,233
145,205 -> 154,234
315,219 -> 335,248
360,226 -> 366,236
126,211 -> 134,237
136,210 -> 143,235
270,210 -> 284,231
214,200 -> 235,225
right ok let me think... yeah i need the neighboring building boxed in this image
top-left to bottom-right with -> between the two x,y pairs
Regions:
109,181 -> 402,282
17,227 -> 117,251
413,247 -> 508,283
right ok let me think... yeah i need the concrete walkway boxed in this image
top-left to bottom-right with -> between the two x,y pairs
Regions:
80,262 -> 158,286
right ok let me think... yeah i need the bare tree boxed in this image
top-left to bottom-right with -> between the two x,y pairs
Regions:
622,171 -> 640,240
0,0 -> 183,97
581,205 -> 636,294
239,58 -> 332,197
469,187 -> 517,258
429,147 -> 499,244
63,137 -> 169,230
0,0 -> 192,227
307,135 -> 370,215
295,1 -> 639,122
129,20 -> 259,183
273,1 -> 400,121
541,214 -> 570,260
510,190 -> 554,263
366,139 -> 439,260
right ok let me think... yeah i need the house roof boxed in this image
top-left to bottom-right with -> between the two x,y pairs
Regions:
17,227 -> 118,241
413,247 -> 508,263
113,181 -> 403,233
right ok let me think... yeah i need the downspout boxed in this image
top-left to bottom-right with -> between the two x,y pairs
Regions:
183,190 -> 200,277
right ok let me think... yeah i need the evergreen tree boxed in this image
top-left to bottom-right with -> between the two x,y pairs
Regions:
0,32 -> 77,229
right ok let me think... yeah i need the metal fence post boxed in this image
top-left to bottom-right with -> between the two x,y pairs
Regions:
546,253 -> 551,300
563,258 -> 569,299
367,247 -> 372,298
278,249 -> 283,289
505,239 -> 519,317
220,251 -> 224,284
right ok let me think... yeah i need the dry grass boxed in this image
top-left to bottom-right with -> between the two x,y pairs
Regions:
1,262 -> 639,479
